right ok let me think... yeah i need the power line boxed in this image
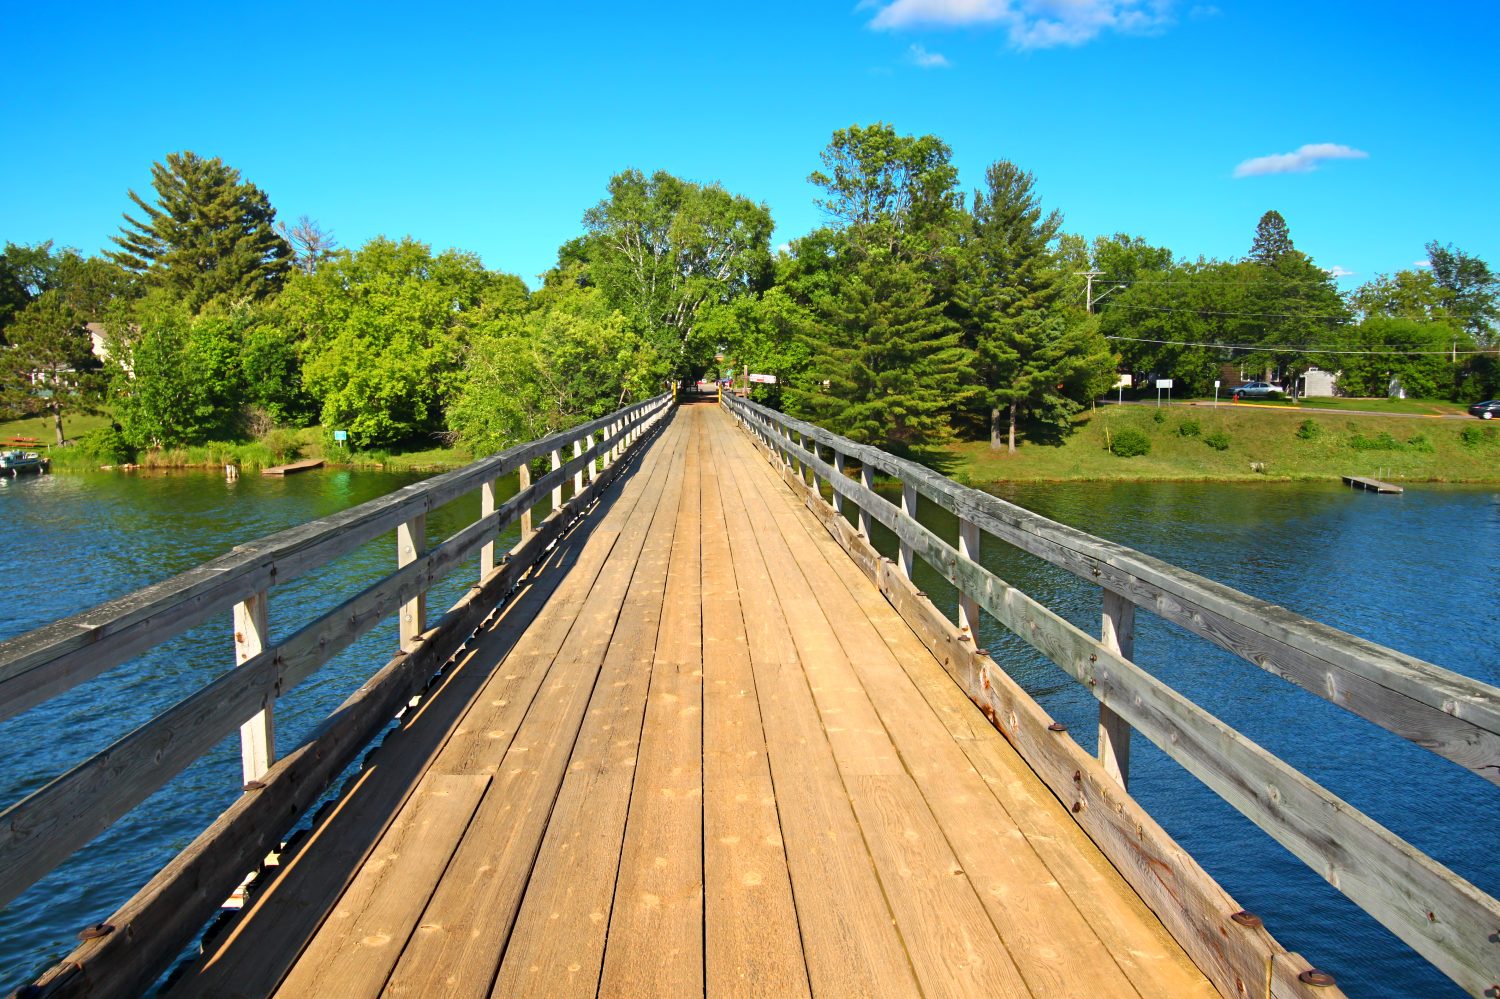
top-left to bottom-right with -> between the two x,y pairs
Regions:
1108,302 -> 1352,322
1104,335 -> 1497,357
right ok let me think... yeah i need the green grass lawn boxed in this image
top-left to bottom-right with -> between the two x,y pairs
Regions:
946,404 -> 1500,484
0,411 -> 113,447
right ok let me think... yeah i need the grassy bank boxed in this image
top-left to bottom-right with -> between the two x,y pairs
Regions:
947,404 -> 1500,484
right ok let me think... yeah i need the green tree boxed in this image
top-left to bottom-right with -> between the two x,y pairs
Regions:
286,237 -> 510,447
808,122 -> 961,258
1248,210 -> 1294,265
447,278 -> 660,454
783,247 -> 971,448
0,291 -> 102,442
1336,317 -> 1453,398
1352,268 -> 1451,324
1100,260 -> 1239,394
1241,251 -> 1348,399
957,161 -> 1112,450
569,169 -> 772,375
1425,241 -> 1497,343
108,295 -> 246,448
110,151 -> 292,312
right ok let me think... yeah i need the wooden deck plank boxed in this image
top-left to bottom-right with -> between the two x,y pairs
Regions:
710,414 -> 923,999
699,415 -> 811,999
378,422 -> 691,998
271,774 -> 489,997
718,418 -> 1032,999
598,413 -> 706,998
486,423 -> 689,998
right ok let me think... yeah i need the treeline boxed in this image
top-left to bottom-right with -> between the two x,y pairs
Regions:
3,129 -> 1496,461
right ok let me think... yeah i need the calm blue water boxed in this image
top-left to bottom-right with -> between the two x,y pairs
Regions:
884,480 -> 1500,999
1,469 -> 1496,997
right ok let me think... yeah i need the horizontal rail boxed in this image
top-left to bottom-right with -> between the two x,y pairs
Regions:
19,398 -> 673,999
724,393 -> 1500,997
0,395 -> 670,724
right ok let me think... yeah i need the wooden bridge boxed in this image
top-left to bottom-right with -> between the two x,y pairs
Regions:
2,395 -> 1498,997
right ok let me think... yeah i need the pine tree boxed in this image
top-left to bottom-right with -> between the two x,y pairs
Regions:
0,291 -> 101,443
1248,210 -> 1295,266
785,246 -> 972,448
958,161 -> 1114,451
110,152 -> 292,312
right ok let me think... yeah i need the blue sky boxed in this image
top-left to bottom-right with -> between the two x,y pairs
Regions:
3,1 -> 1496,290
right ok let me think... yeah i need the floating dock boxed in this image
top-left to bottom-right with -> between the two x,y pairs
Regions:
261,458 -> 325,476
1342,475 -> 1404,494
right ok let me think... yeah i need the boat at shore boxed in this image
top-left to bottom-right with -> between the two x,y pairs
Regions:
0,450 -> 49,475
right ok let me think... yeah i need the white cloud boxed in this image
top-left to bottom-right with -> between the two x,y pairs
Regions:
1233,143 -> 1369,178
908,43 -> 952,66
1326,265 -> 1355,279
1414,259 -> 1432,268
867,0 -> 1174,50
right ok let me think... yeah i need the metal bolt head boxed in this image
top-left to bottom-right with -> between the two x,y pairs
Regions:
1230,910 -> 1263,929
78,922 -> 114,942
1048,721 -> 1068,733
1298,969 -> 1336,987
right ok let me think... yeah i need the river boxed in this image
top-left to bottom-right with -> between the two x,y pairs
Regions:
1,468 -> 1496,997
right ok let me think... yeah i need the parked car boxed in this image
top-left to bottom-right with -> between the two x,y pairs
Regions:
1469,399 -> 1500,419
1232,381 -> 1282,400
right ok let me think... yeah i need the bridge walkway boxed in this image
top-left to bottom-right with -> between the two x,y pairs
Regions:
169,403 -> 1215,998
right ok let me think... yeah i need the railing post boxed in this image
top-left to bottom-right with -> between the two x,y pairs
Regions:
586,432 -> 597,484
899,481 -> 918,578
550,449 -> 562,514
234,591 -> 273,784
480,477 -> 499,578
832,451 -> 845,516
1099,589 -> 1136,787
573,438 -> 584,497
859,464 -> 875,539
518,463 -> 533,538
958,518 -> 980,638
397,513 -> 426,653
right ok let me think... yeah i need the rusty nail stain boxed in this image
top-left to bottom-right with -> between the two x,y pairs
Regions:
1427,911 -> 1436,922
1230,911 -> 1263,929
1048,721 -> 1067,733
1089,653 -> 1097,663
243,780 -> 267,791
77,923 -> 114,942
1298,969 -> 1336,987
1073,770 -> 1082,783
1071,802 -> 1082,813
234,631 -> 245,643
975,649 -> 989,657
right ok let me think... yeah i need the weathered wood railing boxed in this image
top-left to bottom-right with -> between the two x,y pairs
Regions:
722,392 -> 1500,999
0,392 -> 673,998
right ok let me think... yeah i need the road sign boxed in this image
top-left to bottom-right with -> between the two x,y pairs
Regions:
1155,379 -> 1173,389
333,430 -> 348,442
748,373 -> 778,384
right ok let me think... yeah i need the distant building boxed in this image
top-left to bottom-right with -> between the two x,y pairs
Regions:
1301,367 -> 1338,397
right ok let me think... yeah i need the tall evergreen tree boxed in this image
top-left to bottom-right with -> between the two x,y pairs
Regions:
958,161 -> 1115,451
1248,210 -> 1295,266
0,291 -> 101,442
110,151 -> 292,312
784,246 -> 971,448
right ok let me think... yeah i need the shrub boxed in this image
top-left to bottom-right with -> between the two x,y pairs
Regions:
1177,419 -> 1201,438
1349,431 -> 1403,451
260,428 -> 303,464
1460,424 -> 1498,448
1406,433 -> 1434,453
1203,430 -> 1231,451
1152,408 -> 1167,424
76,426 -> 135,464
1107,428 -> 1152,457
1296,419 -> 1322,440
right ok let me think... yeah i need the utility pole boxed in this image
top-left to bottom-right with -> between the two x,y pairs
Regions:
1077,270 -> 1126,313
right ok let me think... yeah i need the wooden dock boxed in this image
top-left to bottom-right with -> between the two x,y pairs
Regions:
6,392 -> 1499,999
171,406 -> 1212,998
1341,474 -> 1404,493
261,458 -> 325,476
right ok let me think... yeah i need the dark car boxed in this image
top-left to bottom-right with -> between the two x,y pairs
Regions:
1469,400 -> 1500,420
1232,381 -> 1282,400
